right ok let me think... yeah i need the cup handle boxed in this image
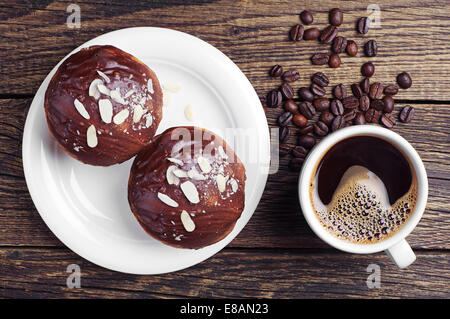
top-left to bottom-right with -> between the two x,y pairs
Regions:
385,239 -> 416,269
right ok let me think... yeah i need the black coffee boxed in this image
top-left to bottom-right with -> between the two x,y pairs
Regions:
310,136 -> 417,243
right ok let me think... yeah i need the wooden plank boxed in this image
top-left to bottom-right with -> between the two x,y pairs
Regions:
0,0 -> 450,100
0,98 -> 448,248
0,247 -> 448,298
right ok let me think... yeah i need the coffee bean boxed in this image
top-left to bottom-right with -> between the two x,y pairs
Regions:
279,144 -> 291,157
290,24 -> 304,41
282,70 -> 300,82
279,126 -> 290,143
314,121 -> 329,137
329,8 -> 343,26
303,27 -> 320,40
310,83 -> 326,96
331,115 -> 344,131
357,17 -> 370,34
320,111 -> 335,126
343,108 -> 356,122
293,114 -> 308,127
360,77 -> 370,94
354,112 -> 366,125
365,108 -> 380,123
371,99 -> 385,111
381,113 -> 396,128
311,53 -> 329,65
397,72 -> 412,89
258,94 -> 266,106
346,40 -> 358,56
342,96 -> 359,109
351,83 -> 363,98
361,62 -> 375,77
279,82 -> 294,99
399,106 -> 415,123
299,124 -> 314,135
298,135 -> 316,149
382,95 -> 394,113
329,53 -> 341,68
266,89 -> 282,107
320,25 -> 338,44
332,36 -> 347,53
369,82 -> 384,99
269,64 -> 283,77
278,112 -> 293,126
297,88 -> 313,102
330,99 -> 344,116
384,84 -> 399,96
364,40 -> 378,57
359,95 -> 370,111
313,98 -> 330,111
289,157 -> 304,170
333,84 -> 347,99
299,101 -> 316,119
311,72 -> 329,87
292,146 -> 308,158
300,10 -> 314,25
284,99 -> 298,113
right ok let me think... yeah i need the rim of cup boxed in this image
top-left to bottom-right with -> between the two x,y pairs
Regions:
298,125 -> 428,254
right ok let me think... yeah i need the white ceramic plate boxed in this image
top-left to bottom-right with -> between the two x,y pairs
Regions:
22,27 -> 270,274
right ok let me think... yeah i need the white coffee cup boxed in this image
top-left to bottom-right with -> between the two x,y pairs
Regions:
298,125 -> 428,268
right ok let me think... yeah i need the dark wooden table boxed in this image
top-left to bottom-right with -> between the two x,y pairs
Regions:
0,0 -> 449,298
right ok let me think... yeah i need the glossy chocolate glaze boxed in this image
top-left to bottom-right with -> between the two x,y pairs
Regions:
44,45 -> 163,166
128,126 -> 246,249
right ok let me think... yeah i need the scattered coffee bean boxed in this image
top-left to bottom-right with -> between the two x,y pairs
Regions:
359,95 -> 370,111
289,157 -> 304,170
266,89 -> 282,107
360,77 -> 370,94
310,83 -> 326,96
351,83 -> 363,98
346,40 -> 358,56
298,87 -> 315,102
399,106 -> 415,123
354,112 -> 366,125
299,101 -> 316,119
311,72 -> 329,87
343,108 -> 356,122
279,126 -> 290,143
279,82 -> 294,99
369,82 -> 384,99
299,124 -> 314,135
371,99 -> 385,111
320,111 -> 335,126
357,17 -> 370,34
332,36 -> 347,54
365,108 -> 380,123
361,62 -> 375,77
293,114 -> 308,127
311,53 -> 329,65
320,25 -> 338,44
382,95 -> 394,113
333,84 -> 347,99
314,121 -> 329,136
282,70 -> 300,82
329,8 -> 343,26
278,112 -> 293,126
384,84 -> 399,96
397,72 -> 412,89
313,98 -> 330,111
292,146 -> 308,158
364,40 -> 378,57
331,115 -> 344,131
300,10 -> 314,25
290,24 -> 304,41
258,94 -> 266,106
269,65 -> 283,77
329,53 -> 341,68
303,27 -> 320,40
330,99 -> 344,116
342,96 -> 359,109
298,134 -> 316,149
284,99 -> 298,113
279,144 -> 291,157
381,113 -> 396,128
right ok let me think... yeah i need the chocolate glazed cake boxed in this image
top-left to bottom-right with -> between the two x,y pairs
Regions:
128,126 -> 246,249
44,45 -> 163,166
